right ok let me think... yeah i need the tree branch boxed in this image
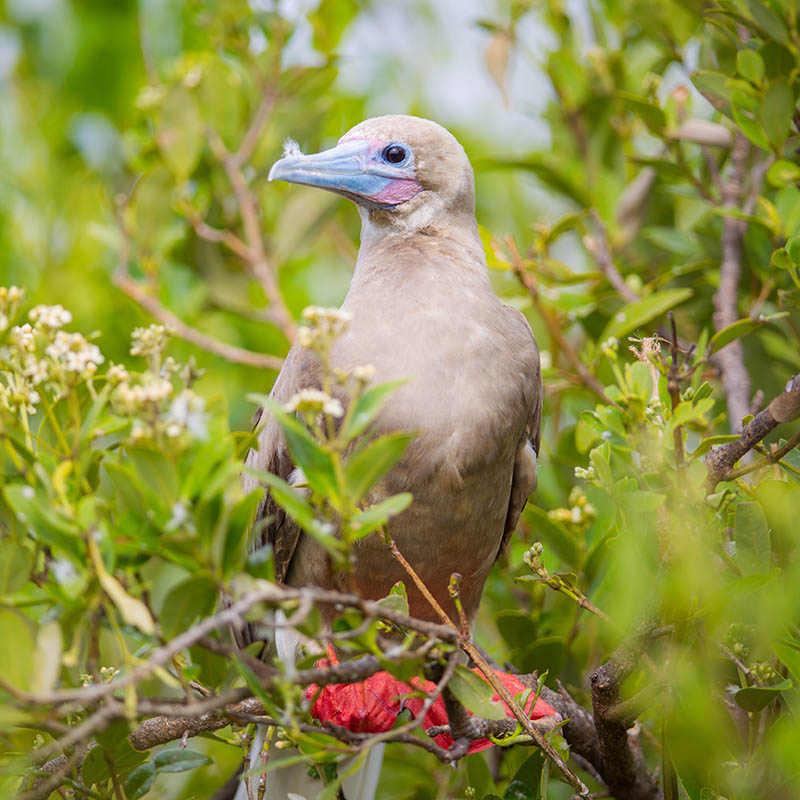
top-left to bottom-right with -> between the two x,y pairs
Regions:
705,372 -> 800,489
584,210 -> 640,304
506,235 -> 622,411
712,132 -> 752,432
588,623 -> 665,800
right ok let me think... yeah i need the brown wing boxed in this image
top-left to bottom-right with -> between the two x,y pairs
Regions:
497,307 -> 542,559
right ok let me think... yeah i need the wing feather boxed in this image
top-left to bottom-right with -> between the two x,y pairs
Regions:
496,307 -> 542,559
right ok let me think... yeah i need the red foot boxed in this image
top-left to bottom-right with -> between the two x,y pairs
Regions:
306,661 -> 557,754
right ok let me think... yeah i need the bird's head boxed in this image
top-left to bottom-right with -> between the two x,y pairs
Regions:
268,115 -> 475,234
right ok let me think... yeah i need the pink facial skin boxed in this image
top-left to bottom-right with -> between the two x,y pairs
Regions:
373,178 -> 423,205
340,136 -> 424,206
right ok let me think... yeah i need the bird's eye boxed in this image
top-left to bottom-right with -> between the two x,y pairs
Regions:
382,144 -> 407,164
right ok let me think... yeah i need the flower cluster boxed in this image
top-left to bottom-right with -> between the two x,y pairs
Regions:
0,292 -> 106,415
284,388 -> 344,419
46,331 -> 104,377
130,324 -> 171,370
297,306 -> 352,353
111,326 -> 208,442
29,304 -> 72,328
0,285 -> 24,331
548,488 -> 596,530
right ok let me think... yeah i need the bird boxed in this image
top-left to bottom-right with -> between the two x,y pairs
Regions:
237,115 -> 542,800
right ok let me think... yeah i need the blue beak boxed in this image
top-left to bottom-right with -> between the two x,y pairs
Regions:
268,139 -> 421,208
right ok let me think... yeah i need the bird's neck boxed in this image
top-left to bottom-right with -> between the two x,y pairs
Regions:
352,215 -> 489,291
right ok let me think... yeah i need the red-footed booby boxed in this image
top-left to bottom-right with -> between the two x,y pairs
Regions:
239,115 -> 542,800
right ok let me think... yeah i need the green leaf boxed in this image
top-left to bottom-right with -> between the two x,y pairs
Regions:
734,502 -> 771,575
0,539 -> 33,594
668,398 -> 714,431
708,313 -> 788,354
343,380 -> 406,439
736,49 -> 764,83
761,81 -> 793,150
350,493 -> 413,538
617,91 -> 666,132
4,484 -> 83,558
261,398 -> 341,506
157,85 -> 203,177
83,739 -> 148,787
159,575 -> 218,639
125,763 -> 156,799
600,288 -> 693,341
448,665 -> 506,721
691,70 -> 733,115
731,91 -> 770,151
734,679 -> 792,712
344,432 -> 415,505
690,434 -> 739,459
774,639 -> 800,683
0,608 -> 34,690
744,0 -> 790,46
376,581 -> 409,615
766,159 -> 800,188
504,780 -> 536,800
246,468 -> 339,554
153,748 -> 212,773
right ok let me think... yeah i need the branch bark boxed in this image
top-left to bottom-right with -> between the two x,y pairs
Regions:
588,625 -> 664,800
705,372 -> 800,489
712,132 -> 751,432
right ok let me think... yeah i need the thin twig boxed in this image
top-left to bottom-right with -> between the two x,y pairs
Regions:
584,210 -> 640,303
114,269 -> 285,370
506,235 -> 621,411
667,314 -> 685,471
387,535 -> 591,797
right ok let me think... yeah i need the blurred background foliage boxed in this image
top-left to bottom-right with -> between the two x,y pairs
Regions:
2,0 -> 800,798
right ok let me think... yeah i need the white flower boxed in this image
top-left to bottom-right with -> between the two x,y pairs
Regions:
301,306 -> 352,324
46,331 -> 104,374
107,363 -> 129,384
130,324 -> 170,358
284,388 -> 344,418
353,364 -> 375,382
29,304 -> 72,328
10,323 -> 35,352
22,356 -> 48,385
165,390 -> 208,439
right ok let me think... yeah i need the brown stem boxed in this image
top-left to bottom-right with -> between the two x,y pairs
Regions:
208,126 -> 296,343
585,210 -> 640,303
667,314 -> 685,471
387,532 -> 591,797
114,269 -> 285,370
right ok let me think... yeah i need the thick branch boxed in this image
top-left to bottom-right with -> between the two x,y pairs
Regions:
705,372 -> 800,489
589,625 -> 663,800
712,132 -> 751,431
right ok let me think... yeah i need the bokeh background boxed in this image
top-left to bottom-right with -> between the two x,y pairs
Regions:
3,1 -> 800,798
